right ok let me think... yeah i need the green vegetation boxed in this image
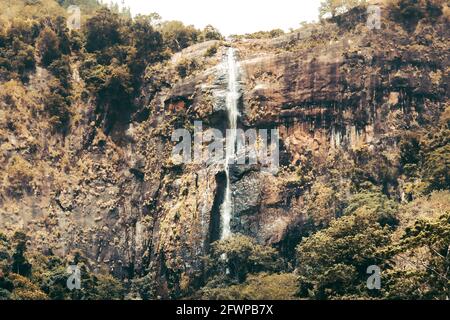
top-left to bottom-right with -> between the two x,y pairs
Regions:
319,0 -> 367,19
0,232 -> 125,300
296,192 -> 398,299
0,0 -> 448,301
230,29 -> 285,40
199,235 -> 290,299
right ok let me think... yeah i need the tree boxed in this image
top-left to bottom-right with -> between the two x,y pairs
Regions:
85,8 -> 121,52
36,27 -> 61,67
9,274 -> 48,300
160,21 -> 200,53
93,274 -> 125,300
0,29 -> 36,81
205,235 -> 284,284
11,232 -> 32,277
131,15 -> 164,64
319,0 -> 365,19
384,206 -> 450,300
296,192 -> 398,299
423,144 -> 450,192
201,25 -> 223,41
201,273 -> 298,300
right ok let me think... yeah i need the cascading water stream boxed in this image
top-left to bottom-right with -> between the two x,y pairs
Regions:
220,47 -> 240,240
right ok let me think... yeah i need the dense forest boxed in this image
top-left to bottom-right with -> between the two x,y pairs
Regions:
0,0 -> 449,300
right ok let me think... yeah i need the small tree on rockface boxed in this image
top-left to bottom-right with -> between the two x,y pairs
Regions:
11,232 -> 32,277
319,0 -> 366,19
201,25 -> 223,41
85,8 -> 122,52
160,20 -> 200,53
36,27 -> 61,67
205,235 -> 284,284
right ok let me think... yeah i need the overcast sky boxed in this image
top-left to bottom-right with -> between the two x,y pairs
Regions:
120,0 -> 322,35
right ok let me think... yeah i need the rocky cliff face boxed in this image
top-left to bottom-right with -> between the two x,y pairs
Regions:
0,2 -> 448,298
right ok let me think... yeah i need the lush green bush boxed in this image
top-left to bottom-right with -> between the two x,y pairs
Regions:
423,144 -> 450,192
205,235 -> 284,284
43,79 -> 71,133
296,192 -> 398,299
85,8 -> 122,52
176,58 -> 200,78
201,273 -> 298,300
37,27 -> 62,67
200,25 -> 223,41
160,20 -> 200,53
0,38 -> 36,81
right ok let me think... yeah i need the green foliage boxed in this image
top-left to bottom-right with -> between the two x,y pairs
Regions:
390,0 -> 444,31
0,232 -> 126,301
130,15 -> 164,64
400,133 -> 421,168
204,43 -> 219,57
296,192 -> 398,299
205,235 -> 284,285
319,0 -> 366,19
43,85 -> 71,133
160,20 -> 200,53
0,20 -> 37,81
423,144 -> 450,192
11,232 -> 32,277
9,273 -> 48,300
80,8 -> 170,132
36,27 -> 61,67
304,181 -> 342,230
232,29 -> 285,40
201,273 -> 298,300
383,197 -> 450,300
129,273 -> 157,300
176,57 -> 200,78
200,25 -> 223,41
47,55 -> 72,90
93,274 -> 125,300
85,8 -> 121,52
4,156 -> 34,197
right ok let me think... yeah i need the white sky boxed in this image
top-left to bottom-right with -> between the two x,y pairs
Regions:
121,0 -> 322,36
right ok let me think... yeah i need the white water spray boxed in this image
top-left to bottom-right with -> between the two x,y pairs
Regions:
220,47 -> 240,240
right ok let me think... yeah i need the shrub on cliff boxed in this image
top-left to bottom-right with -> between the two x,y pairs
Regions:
176,58 -> 200,78
43,80 -> 71,133
131,15 -> 164,64
390,0 -> 445,32
423,144 -> 450,192
205,235 -> 284,285
384,208 -> 450,299
201,273 -> 298,300
9,274 -> 48,300
0,39 -> 36,82
4,156 -> 34,198
11,232 -> 32,278
204,43 -> 219,57
36,27 -> 61,67
160,20 -> 200,53
319,0 -> 366,19
47,55 -> 72,91
85,8 -> 122,52
200,25 -> 223,41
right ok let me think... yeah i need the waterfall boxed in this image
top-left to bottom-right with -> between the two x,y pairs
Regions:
220,47 -> 240,240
